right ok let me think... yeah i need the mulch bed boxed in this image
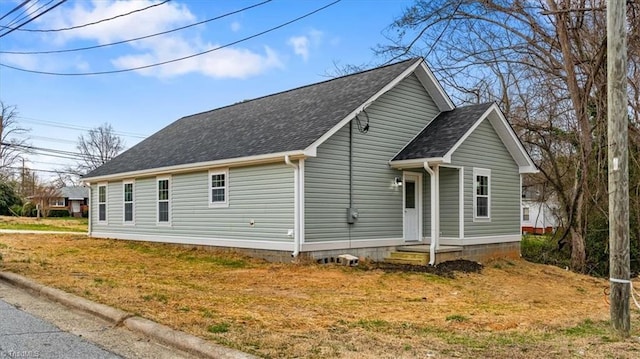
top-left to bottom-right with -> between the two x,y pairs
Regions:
370,259 -> 483,278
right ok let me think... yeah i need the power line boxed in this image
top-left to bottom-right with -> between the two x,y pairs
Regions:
4,0 -> 49,29
5,165 -> 77,175
17,116 -> 148,138
1,141 -> 101,160
0,0 -> 31,22
1,0 -> 273,55
0,0 -> 67,38
0,0 -> 341,76
0,0 -> 170,33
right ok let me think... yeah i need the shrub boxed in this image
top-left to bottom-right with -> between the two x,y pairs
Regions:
22,202 -> 37,217
9,204 -> 23,216
521,234 -> 571,270
48,209 -> 70,218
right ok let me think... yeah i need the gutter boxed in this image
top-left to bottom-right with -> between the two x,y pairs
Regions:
424,163 -> 438,265
284,155 -> 301,257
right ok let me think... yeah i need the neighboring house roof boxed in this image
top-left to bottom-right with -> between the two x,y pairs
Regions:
84,58 -> 454,181
59,186 -> 89,200
390,102 -> 537,173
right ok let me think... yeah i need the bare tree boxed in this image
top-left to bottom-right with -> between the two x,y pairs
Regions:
73,123 -> 124,176
30,183 -> 61,218
0,101 -> 30,175
377,0 -> 640,272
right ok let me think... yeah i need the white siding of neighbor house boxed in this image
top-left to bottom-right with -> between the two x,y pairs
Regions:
305,73 -> 440,242
451,118 -> 521,237
90,163 -> 295,243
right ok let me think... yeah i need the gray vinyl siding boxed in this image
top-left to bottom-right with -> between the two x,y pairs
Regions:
439,167 -> 460,237
305,74 -> 440,242
90,163 -> 295,242
451,119 -> 521,237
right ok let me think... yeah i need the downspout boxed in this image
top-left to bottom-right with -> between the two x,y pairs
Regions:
284,155 -> 300,257
86,182 -> 92,236
424,163 -> 437,265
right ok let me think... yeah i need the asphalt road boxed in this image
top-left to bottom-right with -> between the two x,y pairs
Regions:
0,281 -> 198,359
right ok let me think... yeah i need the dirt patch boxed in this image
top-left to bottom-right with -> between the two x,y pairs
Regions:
1,234 -> 639,359
371,259 -> 483,278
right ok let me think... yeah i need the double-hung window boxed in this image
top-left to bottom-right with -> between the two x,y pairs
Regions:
473,168 -> 491,221
522,207 -> 530,222
50,198 -> 65,207
98,184 -> 107,222
157,177 -> 170,224
123,181 -> 134,224
209,169 -> 229,208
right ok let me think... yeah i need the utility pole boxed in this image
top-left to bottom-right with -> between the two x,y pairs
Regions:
607,0 -> 630,336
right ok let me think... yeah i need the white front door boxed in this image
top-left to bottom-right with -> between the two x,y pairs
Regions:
403,173 -> 421,241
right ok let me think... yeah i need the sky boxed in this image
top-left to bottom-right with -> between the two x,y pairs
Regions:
0,0 -> 416,182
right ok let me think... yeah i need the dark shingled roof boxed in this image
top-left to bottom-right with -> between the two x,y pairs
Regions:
84,58 -> 421,178
393,102 -> 493,161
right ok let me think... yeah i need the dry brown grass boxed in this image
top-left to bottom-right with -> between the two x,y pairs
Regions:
1,233 -> 640,358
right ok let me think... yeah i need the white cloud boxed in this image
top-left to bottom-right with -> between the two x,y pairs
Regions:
230,21 -> 241,32
30,1 -> 281,79
111,36 -> 283,79
288,29 -> 324,61
287,36 -> 310,61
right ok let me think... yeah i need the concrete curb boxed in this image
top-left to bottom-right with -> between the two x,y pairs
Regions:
0,271 -> 258,359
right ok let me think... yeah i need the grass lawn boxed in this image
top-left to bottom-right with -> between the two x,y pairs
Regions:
1,234 -> 640,358
0,216 -> 88,233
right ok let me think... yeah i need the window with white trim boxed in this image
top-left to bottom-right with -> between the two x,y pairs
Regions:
522,207 -> 530,222
98,184 -> 107,222
473,168 -> 491,220
209,169 -> 229,207
50,198 -> 65,207
157,177 -> 170,224
123,181 -> 134,224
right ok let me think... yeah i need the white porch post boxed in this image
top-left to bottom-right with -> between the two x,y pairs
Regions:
424,163 -> 439,265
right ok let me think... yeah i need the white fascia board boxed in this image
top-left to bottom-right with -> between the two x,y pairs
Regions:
414,61 -> 455,111
443,103 -> 538,171
305,59 -> 424,153
389,158 -> 445,169
82,150 -> 308,182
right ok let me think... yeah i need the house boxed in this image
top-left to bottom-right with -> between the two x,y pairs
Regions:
82,58 -> 537,264
521,186 -> 559,235
49,186 -> 89,217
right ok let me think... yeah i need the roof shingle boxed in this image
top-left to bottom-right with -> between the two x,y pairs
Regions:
84,58 -> 421,178
393,102 -> 493,161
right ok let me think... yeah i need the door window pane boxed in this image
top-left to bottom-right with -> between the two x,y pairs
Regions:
405,181 -> 416,209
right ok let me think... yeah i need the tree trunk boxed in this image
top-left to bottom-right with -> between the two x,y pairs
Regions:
570,226 -> 586,271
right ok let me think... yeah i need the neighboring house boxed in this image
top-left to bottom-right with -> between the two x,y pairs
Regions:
82,58 -> 537,264
50,186 -> 89,217
521,186 -> 559,235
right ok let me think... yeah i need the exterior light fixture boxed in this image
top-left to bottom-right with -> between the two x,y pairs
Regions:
394,176 -> 403,186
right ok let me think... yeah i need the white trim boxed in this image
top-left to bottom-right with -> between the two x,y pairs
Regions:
306,59 -> 425,153
299,159 -> 305,245
415,61 -> 455,111
208,168 -> 229,208
301,238 -> 404,251
89,232 -> 295,251
439,234 -> 521,246
122,179 -> 135,225
473,168 -> 491,222
402,171 -> 423,242
441,104 -> 537,174
156,176 -> 171,226
389,157 -> 445,169
97,182 -> 108,224
82,150 -> 309,182
87,186 -> 92,235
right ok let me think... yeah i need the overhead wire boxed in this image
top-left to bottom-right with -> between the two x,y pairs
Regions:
4,0 -> 49,29
1,0 -> 273,55
0,0 -> 31,22
0,0 -> 67,38
0,0 -> 170,32
17,116 -> 148,138
0,0 -> 342,76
